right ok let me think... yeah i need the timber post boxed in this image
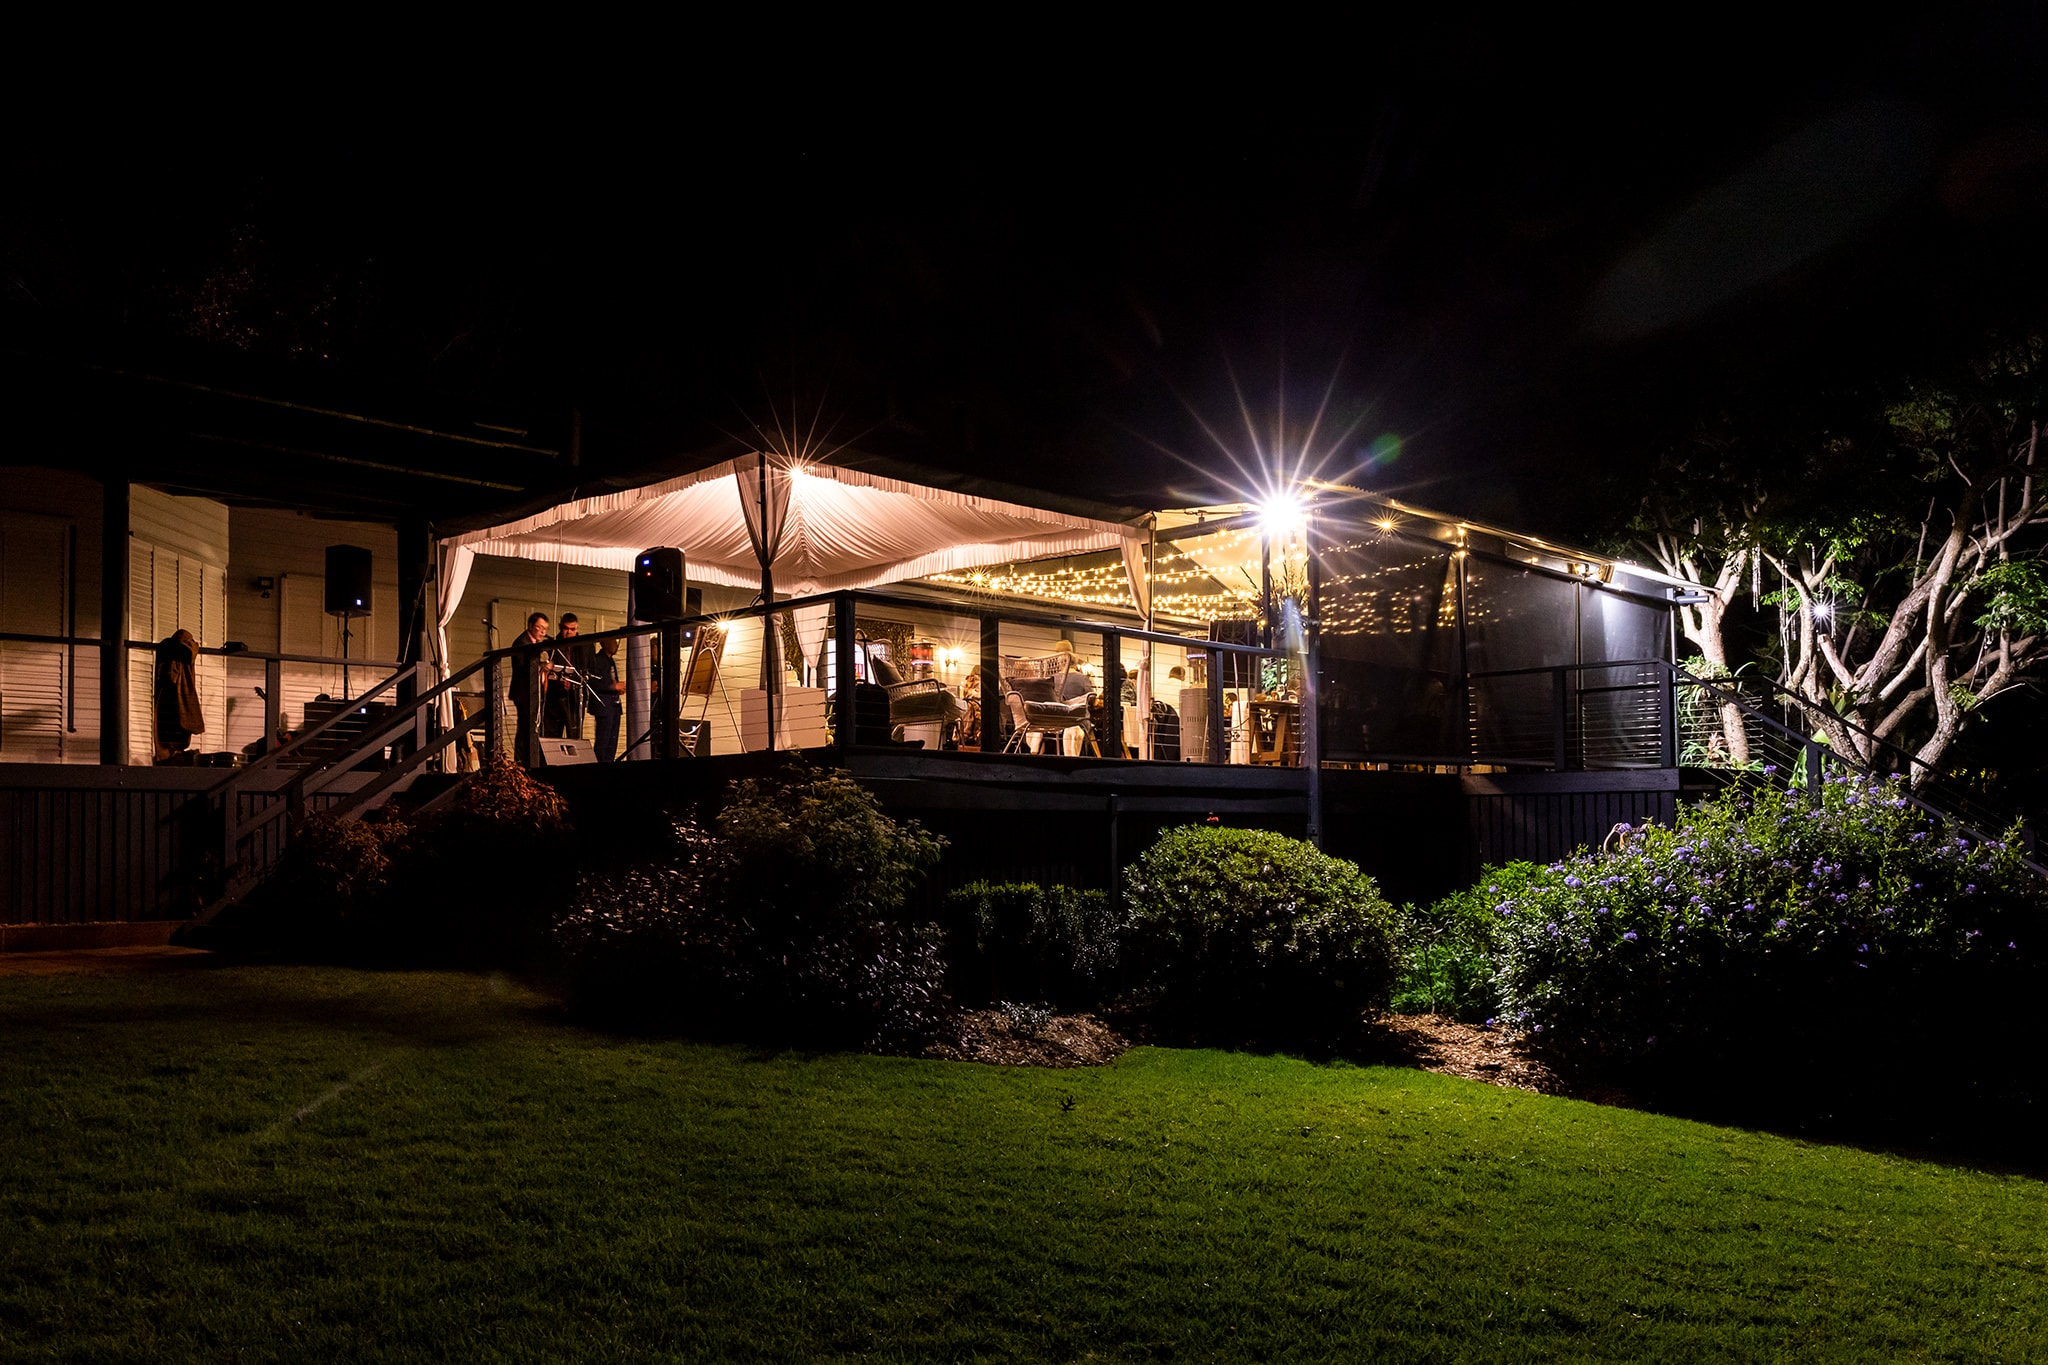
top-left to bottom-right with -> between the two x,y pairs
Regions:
99,474 -> 128,765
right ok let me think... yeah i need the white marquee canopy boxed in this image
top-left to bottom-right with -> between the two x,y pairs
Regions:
432,453 -> 1150,689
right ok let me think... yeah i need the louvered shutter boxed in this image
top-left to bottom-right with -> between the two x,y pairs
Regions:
0,514 -> 70,762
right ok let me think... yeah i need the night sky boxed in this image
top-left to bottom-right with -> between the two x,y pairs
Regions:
5,15 -> 2044,537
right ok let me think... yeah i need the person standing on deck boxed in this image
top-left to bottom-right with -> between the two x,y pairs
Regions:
544,614 -> 586,739
510,612 -> 550,766
587,636 -> 624,761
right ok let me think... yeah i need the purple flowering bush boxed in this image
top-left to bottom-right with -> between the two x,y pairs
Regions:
1491,773 -> 2044,1106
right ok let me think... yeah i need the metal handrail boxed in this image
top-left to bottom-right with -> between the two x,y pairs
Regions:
0,630 -> 407,671
1675,665 -> 2045,874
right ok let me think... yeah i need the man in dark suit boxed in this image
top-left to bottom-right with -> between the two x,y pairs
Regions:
509,612 -> 549,765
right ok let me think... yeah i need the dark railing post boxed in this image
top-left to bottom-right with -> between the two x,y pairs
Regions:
1552,667 -> 1570,772
1659,664 -> 1676,768
979,615 -> 1002,753
484,655 -> 505,764
99,473 -> 129,765
835,592 -> 857,751
526,646 -> 545,764
1805,739 -> 1824,806
1100,630 -> 1123,758
657,625 -> 682,760
412,661 -> 431,756
263,656 -> 282,755
1207,657 -> 1227,765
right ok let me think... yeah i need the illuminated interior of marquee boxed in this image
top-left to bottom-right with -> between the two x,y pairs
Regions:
924,528 -> 1304,622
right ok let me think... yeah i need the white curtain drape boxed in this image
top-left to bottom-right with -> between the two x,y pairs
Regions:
1122,535 -> 1153,756
738,454 -> 795,688
790,602 -> 832,686
432,542 -> 475,730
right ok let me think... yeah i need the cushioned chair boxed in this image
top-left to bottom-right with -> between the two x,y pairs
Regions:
869,652 -> 970,729
1000,659 -> 1098,756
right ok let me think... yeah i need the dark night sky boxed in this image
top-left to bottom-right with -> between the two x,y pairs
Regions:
5,14 -> 2045,537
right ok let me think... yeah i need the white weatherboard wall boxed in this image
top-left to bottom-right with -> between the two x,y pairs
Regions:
0,470 -> 104,764
126,487 -> 230,761
224,511 -> 400,752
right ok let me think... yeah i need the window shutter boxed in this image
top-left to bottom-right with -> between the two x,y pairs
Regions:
0,514 -> 70,762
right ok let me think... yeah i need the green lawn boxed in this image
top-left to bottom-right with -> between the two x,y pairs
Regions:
2,964 -> 2043,1362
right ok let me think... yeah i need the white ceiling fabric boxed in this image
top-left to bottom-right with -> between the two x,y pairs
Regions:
444,456 -> 1141,595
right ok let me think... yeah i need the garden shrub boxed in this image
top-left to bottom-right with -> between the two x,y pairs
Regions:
386,752 -> 576,966
561,762 -> 950,1052
219,752 -> 575,965
231,812 -> 409,954
1387,863 -> 1542,1021
942,881 -> 1127,1009
552,817 -> 737,1031
1123,825 -> 1398,1046
1491,771 -> 2047,1125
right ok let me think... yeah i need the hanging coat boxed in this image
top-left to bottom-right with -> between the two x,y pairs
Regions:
155,630 -> 206,741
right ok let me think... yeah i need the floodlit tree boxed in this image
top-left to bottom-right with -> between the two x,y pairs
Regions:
1630,336 -> 2048,785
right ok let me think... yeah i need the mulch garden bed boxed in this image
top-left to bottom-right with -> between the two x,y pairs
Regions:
929,1010 -> 1131,1068
931,1005 -> 1599,1102
1375,1013 -> 1569,1094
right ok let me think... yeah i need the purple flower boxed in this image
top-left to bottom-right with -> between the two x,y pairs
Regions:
1857,944 -> 1868,953
1762,765 -> 1778,776
1547,922 -> 1561,938
1965,884 -> 1977,895
1596,906 -> 1610,916
1774,919 -> 1789,931
1743,902 -> 1755,912
1565,876 -> 1582,889
1622,931 -> 1638,943
1532,1023 -> 1545,1034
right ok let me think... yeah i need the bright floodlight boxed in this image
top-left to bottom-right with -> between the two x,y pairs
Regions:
1813,601 -> 1834,624
1258,491 -> 1307,538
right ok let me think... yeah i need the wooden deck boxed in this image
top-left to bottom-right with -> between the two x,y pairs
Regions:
1,752 -> 1684,932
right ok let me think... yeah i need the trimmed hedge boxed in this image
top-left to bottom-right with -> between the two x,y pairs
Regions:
1124,826 -> 1397,1046
941,881 -> 1126,1010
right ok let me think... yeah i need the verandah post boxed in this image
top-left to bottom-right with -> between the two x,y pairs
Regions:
1304,522 -> 1322,847
99,473 -> 128,765
1100,631 -> 1122,757
835,592 -> 856,751
979,615 -> 1001,753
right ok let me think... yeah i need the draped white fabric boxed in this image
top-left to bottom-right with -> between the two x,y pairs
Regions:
789,602 -> 832,684
432,542 -> 475,729
442,456 -> 1140,594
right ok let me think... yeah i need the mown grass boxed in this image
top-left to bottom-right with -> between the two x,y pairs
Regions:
1,963 -> 2044,1362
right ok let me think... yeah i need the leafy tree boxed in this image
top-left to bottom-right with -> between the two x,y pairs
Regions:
1629,335 -> 2048,784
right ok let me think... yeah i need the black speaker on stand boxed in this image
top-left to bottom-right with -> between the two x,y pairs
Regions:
325,544 -> 373,699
